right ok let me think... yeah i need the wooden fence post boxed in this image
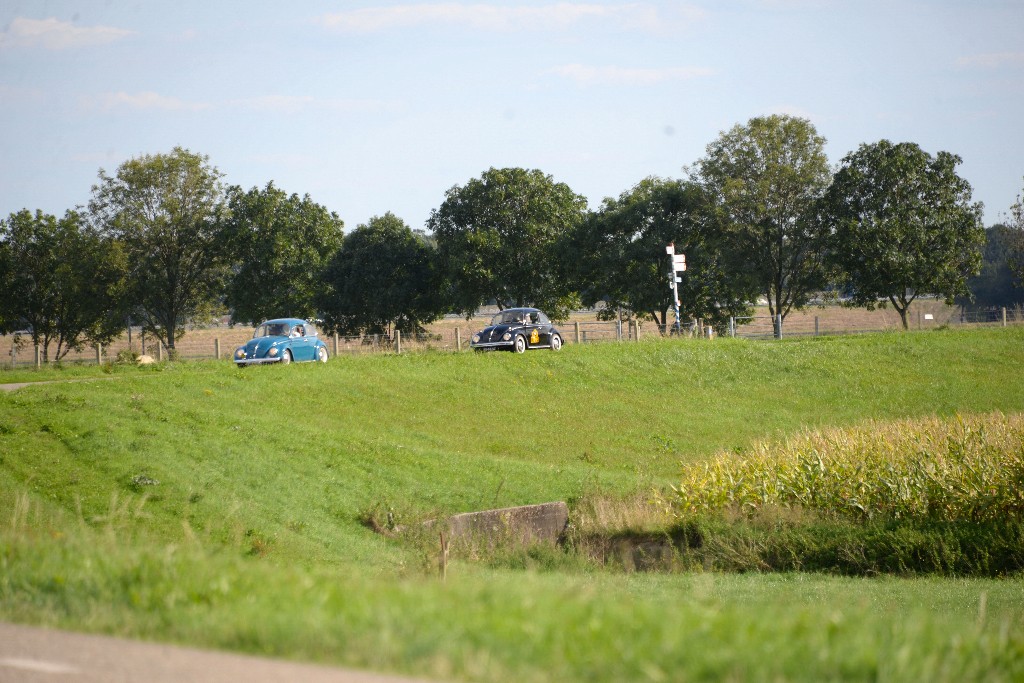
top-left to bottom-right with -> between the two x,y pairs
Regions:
1003,307 -> 1008,327
814,316 -> 819,336
96,344 -> 102,365
455,328 -> 461,351
215,338 -> 221,360
395,330 -> 401,354
574,321 -> 581,344
439,531 -> 449,582
34,344 -> 41,370
333,333 -> 339,356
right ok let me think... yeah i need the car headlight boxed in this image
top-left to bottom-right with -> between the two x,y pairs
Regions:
502,333 -> 511,341
235,348 -> 245,358
472,334 -> 480,343
268,347 -> 279,357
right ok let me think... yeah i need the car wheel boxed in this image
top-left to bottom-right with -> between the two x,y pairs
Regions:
550,334 -> 562,351
281,349 -> 292,365
513,335 -> 527,353
317,346 -> 328,363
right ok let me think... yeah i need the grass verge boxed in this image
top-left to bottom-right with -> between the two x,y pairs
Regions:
2,328 -> 1024,680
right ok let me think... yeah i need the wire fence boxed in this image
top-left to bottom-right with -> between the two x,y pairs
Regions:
729,305 -> 1024,340
2,305 -> 1022,369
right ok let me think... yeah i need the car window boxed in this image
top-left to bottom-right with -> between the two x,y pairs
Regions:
255,323 -> 288,338
306,323 -> 317,337
537,312 -> 550,324
492,310 -> 520,325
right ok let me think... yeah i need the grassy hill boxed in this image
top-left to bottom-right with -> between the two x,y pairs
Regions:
2,328 -> 1023,681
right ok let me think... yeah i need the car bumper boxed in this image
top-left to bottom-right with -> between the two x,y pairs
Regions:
234,357 -> 282,365
470,340 -> 514,350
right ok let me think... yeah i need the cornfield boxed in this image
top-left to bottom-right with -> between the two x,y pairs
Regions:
671,412 -> 1024,522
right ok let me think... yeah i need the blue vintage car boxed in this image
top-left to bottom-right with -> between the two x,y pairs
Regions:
470,307 -> 563,353
234,318 -> 329,366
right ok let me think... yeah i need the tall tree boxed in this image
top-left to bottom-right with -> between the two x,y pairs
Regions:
1007,181 -> 1024,285
569,177 -> 754,332
88,147 -> 229,350
963,225 -> 1024,308
221,182 -> 344,325
695,115 -> 833,330
428,167 -> 588,320
823,140 -> 985,329
0,209 -> 126,360
317,212 -> 444,336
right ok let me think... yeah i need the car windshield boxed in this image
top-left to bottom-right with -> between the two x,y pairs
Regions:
491,310 -> 529,325
254,322 -> 290,338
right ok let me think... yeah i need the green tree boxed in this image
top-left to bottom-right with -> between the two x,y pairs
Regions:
317,212 -> 444,336
88,147 -> 229,350
569,177 -> 754,332
0,209 -> 126,360
823,140 -> 985,329
428,167 -> 588,320
963,225 -> 1024,308
1007,182 -> 1024,285
695,115 -> 833,332
221,182 -> 344,325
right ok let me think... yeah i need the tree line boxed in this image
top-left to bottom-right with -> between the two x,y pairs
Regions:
2,114 -> 1022,359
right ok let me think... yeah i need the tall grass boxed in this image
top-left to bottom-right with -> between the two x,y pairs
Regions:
670,412 -> 1024,522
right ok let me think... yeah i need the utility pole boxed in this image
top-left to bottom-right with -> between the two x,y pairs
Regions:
665,243 -> 686,335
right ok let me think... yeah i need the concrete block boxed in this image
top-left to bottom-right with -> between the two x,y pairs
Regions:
445,501 -> 568,545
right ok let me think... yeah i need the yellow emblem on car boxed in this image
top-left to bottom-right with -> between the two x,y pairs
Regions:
530,329 -> 540,344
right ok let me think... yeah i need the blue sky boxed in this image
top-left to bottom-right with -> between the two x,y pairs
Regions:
2,1 -> 1022,231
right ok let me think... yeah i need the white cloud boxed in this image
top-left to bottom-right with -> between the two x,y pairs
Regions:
318,3 -> 704,33
957,52 -> 1024,69
233,95 -> 318,114
81,91 -> 210,112
0,17 -> 133,50
0,84 -> 46,106
246,152 -> 319,168
230,95 -> 401,114
550,64 -> 714,86
767,104 -> 816,120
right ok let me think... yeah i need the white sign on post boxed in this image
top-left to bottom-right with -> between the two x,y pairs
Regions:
665,243 -> 685,335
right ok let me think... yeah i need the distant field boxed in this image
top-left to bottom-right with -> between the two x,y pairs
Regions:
0,300 -> 991,366
1,328 -> 1023,681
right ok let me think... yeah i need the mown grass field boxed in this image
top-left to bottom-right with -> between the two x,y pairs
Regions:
2,328 -> 1024,681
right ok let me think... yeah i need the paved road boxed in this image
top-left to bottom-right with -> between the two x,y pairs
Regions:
0,378 -> 117,393
0,622 -> 434,683
0,383 -> 40,392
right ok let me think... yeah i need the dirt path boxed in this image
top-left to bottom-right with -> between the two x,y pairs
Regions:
0,622 -> 435,683
0,378 -> 117,392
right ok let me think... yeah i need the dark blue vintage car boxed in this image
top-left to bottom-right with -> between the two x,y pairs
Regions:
470,308 -> 563,353
234,318 -> 329,367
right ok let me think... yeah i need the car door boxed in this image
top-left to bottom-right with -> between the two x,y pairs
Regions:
290,324 -> 316,361
525,312 -> 543,347
533,312 -> 553,346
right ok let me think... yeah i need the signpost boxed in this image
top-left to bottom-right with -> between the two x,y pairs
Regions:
665,243 -> 686,335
